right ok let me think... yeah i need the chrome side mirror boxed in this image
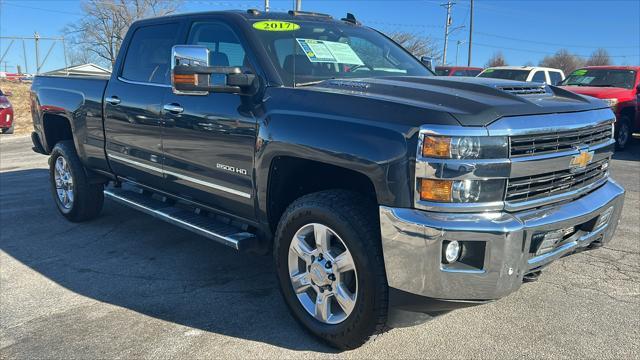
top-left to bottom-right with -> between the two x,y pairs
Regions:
171,45 -> 256,96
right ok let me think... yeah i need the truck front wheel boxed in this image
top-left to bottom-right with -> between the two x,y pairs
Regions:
274,190 -> 388,349
49,141 -> 104,222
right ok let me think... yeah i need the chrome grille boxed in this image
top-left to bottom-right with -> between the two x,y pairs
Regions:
506,159 -> 608,202
510,124 -> 612,157
498,85 -> 547,95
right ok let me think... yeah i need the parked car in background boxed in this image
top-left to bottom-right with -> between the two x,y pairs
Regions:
0,89 -> 14,134
560,66 -> 639,150
435,66 -> 483,77
478,66 -> 565,85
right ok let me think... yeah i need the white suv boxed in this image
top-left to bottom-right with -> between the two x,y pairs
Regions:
478,66 -> 565,85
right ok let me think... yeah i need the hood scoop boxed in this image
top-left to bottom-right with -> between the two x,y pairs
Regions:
496,85 -> 548,96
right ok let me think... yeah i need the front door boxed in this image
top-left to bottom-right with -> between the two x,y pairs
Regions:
104,22 -> 181,189
161,20 -> 257,219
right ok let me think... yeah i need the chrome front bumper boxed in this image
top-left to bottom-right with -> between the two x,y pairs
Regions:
380,179 -> 625,301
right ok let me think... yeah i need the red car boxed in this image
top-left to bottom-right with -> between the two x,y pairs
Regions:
435,66 -> 484,77
560,66 -> 639,150
0,89 -> 14,134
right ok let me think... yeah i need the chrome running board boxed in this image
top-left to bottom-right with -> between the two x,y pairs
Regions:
104,185 -> 257,251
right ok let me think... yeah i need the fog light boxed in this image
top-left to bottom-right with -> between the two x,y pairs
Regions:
595,206 -> 614,229
444,241 -> 461,263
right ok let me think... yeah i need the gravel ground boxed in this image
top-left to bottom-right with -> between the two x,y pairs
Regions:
1,135 -> 639,359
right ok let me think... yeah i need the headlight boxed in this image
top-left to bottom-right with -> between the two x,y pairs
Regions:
421,135 -> 508,159
419,178 -> 505,203
602,98 -> 618,108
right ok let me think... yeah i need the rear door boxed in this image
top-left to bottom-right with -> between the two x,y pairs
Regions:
104,21 -> 181,189
160,19 -> 257,219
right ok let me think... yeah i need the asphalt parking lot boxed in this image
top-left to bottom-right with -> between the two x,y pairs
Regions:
1,134 -> 638,359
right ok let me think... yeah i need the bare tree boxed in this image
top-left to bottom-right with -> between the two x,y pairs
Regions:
485,52 -> 507,67
66,0 -> 182,68
586,48 -> 611,66
539,49 -> 585,74
388,32 -> 441,60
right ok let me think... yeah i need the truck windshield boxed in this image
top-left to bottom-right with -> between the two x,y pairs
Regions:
561,69 -> 636,89
251,19 -> 432,86
478,69 -> 529,81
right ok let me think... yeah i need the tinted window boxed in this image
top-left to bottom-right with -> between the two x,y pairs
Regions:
187,22 -> 248,68
467,69 -> 482,77
549,71 -> 563,85
121,23 -> 180,84
532,71 -> 546,83
435,68 -> 451,76
478,69 -> 529,81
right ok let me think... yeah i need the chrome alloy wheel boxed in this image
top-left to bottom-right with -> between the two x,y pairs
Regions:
54,156 -> 74,209
288,223 -> 358,325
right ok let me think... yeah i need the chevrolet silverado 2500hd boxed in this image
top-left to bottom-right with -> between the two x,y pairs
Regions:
30,10 -> 625,349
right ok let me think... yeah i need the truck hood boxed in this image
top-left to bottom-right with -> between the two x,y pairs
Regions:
559,85 -> 634,100
310,76 -> 607,126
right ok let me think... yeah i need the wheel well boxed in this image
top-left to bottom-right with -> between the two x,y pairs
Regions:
42,113 -> 73,151
267,156 -> 377,232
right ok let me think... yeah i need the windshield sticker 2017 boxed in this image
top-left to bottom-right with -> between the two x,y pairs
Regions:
253,21 -> 300,31
296,39 -> 364,65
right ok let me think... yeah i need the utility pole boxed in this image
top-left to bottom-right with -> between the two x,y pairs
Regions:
22,39 -> 29,74
265,0 -> 269,12
467,0 -> 474,66
441,1 -> 454,66
34,32 -> 41,74
294,0 -> 301,11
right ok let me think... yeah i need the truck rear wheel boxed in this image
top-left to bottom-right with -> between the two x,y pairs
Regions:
49,141 -> 104,222
1,123 -> 14,134
274,190 -> 388,350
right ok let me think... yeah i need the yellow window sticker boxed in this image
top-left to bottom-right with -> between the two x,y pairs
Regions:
253,21 -> 300,31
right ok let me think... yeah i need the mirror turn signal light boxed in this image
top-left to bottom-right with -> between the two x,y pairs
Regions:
422,136 -> 451,158
420,178 -> 452,202
173,73 -> 198,85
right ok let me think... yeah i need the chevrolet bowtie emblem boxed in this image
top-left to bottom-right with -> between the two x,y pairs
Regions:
570,149 -> 594,170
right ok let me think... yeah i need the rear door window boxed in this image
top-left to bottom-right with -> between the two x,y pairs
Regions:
121,22 -> 180,85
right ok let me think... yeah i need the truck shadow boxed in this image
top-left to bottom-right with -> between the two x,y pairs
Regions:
0,169 -> 337,353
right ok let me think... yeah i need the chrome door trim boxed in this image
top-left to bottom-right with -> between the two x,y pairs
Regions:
163,169 -> 251,199
108,153 -> 163,173
107,152 -> 251,199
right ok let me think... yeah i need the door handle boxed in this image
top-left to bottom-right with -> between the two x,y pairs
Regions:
105,96 -> 121,105
163,103 -> 184,114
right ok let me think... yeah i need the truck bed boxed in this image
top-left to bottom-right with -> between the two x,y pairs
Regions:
31,74 -> 110,172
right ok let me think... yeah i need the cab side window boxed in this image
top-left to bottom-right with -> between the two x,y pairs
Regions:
532,71 -> 546,83
121,23 -> 180,85
187,22 -> 250,69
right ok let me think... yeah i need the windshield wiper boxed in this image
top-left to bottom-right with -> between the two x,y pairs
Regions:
295,79 -> 334,87
296,79 -> 329,87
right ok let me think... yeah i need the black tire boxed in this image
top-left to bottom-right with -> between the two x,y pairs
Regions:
615,116 -> 631,150
274,190 -> 388,350
49,140 -> 104,222
1,123 -> 14,134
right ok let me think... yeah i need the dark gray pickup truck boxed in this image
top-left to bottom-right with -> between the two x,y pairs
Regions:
30,10 -> 625,349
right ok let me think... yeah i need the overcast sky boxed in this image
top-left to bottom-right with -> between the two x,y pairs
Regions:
1,0 -> 639,73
